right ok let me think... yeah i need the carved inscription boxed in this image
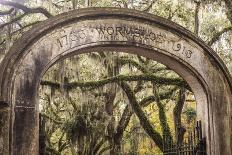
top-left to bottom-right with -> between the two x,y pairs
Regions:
15,99 -> 35,110
57,35 -> 68,48
15,105 -> 35,109
70,28 -> 86,41
57,28 -> 87,48
94,25 -> 166,43
172,42 -> 193,58
55,23 -> 194,59
15,96 -> 35,106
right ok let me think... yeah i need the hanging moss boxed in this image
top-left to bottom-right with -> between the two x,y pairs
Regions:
41,74 -> 190,91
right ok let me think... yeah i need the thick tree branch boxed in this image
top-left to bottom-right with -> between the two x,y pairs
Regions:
0,40 -> 6,46
0,0 -> 52,29
0,1 -> 52,18
224,0 -> 232,24
194,1 -> 201,35
140,87 -> 178,107
119,58 -> 148,73
69,74 -> 189,89
98,146 -> 111,155
119,57 -> 167,73
173,88 -> 186,145
114,105 -> 133,146
0,8 -> 14,16
11,21 -> 42,35
0,13 -> 27,29
41,74 -> 190,90
208,26 -> 232,46
118,81 -> 164,151
134,81 -> 144,93
93,138 -> 107,155
152,83 -> 172,144
143,0 -> 156,12
113,87 -> 177,151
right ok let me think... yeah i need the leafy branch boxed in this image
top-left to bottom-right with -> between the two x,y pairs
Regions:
0,1 -> 52,18
0,0 -> 52,29
208,26 -> 232,46
41,74 -> 190,90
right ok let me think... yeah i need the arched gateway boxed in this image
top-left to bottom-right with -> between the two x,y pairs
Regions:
0,8 -> 231,155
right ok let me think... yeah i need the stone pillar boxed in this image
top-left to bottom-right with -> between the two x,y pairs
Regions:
0,106 -> 9,155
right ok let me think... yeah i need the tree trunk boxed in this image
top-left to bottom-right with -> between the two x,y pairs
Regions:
113,105 -> 133,153
173,88 -> 186,145
39,114 -> 46,155
119,81 -> 164,152
85,0 -> 91,7
194,1 -> 201,35
153,83 -> 172,143
224,0 -> 232,24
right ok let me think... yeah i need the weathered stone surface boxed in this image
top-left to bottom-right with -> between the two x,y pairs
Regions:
0,108 -> 9,155
0,8 -> 231,155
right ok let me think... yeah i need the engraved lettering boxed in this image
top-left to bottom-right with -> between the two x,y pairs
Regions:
149,32 -> 156,41
57,35 -> 68,48
173,42 -> 182,51
116,27 -> 124,36
186,50 -> 192,58
94,25 -> 167,44
70,28 -> 86,41
79,29 -> 86,39
124,26 -> 131,35
55,24 -> 194,60
133,28 -> 140,37
172,42 -> 193,58
70,30 -> 79,41
156,32 -> 166,43
182,46 -> 186,55
141,29 -> 149,41
107,27 -> 114,35
96,27 -> 105,35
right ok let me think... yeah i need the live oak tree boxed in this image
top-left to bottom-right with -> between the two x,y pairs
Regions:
39,52 -> 192,154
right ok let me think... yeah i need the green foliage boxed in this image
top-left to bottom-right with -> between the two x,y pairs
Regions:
38,52 -> 197,154
183,107 -> 197,123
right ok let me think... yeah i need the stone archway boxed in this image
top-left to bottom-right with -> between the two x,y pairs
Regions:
0,8 -> 231,155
